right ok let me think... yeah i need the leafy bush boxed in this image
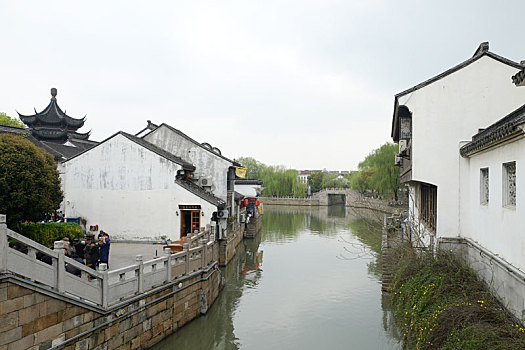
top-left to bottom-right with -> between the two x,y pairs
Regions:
19,222 -> 84,247
390,247 -> 525,349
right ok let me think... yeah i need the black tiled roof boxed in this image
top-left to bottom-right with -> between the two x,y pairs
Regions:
120,132 -> 195,170
0,125 -> 96,161
153,123 -> 240,166
394,43 -> 522,99
175,179 -> 225,207
234,191 -> 245,201
460,104 -> 525,157
234,179 -> 263,185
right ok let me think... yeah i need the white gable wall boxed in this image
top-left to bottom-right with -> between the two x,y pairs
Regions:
144,126 -> 232,201
62,134 -> 216,241
399,56 -> 525,239
461,138 -> 525,270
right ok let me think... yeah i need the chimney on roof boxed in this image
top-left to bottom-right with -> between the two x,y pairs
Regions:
473,42 -> 489,57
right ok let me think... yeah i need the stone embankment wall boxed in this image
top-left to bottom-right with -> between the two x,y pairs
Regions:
244,216 -> 262,238
0,266 -> 221,350
219,223 -> 244,266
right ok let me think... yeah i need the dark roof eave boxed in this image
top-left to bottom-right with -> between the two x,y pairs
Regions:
460,104 -> 525,157
391,49 -> 523,141
174,179 -> 225,207
155,123 -> 236,164
394,52 -> 522,100
234,179 -> 263,185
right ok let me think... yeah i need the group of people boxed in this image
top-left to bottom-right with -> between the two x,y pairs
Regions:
62,231 -> 111,276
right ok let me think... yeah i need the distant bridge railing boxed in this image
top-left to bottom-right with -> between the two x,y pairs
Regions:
0,214 -> 217,309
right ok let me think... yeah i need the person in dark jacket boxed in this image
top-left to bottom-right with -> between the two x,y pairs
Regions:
99,231 -> 110,269
84,237 -> 100,270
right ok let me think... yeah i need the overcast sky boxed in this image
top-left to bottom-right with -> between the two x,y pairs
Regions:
2,1 -> 524,170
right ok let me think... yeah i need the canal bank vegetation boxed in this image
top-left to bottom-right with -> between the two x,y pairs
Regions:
390,246 -> 525,349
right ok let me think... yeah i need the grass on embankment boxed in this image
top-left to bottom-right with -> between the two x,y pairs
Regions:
389,245 -> 525,350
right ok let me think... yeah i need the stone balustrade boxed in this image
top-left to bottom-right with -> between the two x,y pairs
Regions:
0,214 -> 218,309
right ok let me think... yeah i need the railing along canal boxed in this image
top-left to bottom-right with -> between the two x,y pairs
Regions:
0,214 -> 218,309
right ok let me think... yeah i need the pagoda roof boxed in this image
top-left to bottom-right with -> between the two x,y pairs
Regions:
17,88 -> 86,130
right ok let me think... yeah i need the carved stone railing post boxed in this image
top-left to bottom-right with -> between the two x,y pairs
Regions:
164,248 -> 172,282
184,243 -> 190,275
200,239 -> 207,268
136,255 -> 144,294
0,214 -> 7,273
54,241 -> 65,293
99,264 -> 109,308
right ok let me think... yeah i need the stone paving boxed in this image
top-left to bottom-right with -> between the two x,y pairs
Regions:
106,242 -> 168,270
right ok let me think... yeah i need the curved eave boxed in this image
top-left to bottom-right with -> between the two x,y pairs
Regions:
31,128 -> 69,141
17,112 -> 36,125
69,130 -> 91,140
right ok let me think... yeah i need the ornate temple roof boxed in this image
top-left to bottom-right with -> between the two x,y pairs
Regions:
9,88 -> 97,161
17,88 -> 90,143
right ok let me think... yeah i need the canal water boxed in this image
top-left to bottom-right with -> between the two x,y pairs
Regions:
152,205 -> 401,350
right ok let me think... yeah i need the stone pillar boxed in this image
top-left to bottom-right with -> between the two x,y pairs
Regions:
184,243 -> 190,275
0,214 -> 7,273
164,248 -> 172,282
54,240 -> 65,293
99,264 -> 109,308
200,239 -> 207,268
136,255 -> 144,294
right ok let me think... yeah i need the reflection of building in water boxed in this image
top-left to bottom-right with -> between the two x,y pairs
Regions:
242,233 -> 263,287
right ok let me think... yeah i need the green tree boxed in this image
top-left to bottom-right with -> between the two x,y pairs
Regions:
308,172 -> 324,193
0,112 -> 25,128
0,134 -> 63,228
349,168 -> 375,194
237,157 -> 266,179
237,157 -> 307,197
351,143 -> 400,200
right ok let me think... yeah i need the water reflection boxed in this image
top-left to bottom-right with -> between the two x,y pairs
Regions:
152,205 -> 401,350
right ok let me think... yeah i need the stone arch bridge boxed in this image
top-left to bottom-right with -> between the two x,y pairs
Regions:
312,188 -> 394,213
312,188 -> 361,206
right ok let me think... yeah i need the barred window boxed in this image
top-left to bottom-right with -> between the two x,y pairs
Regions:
480,168 -> 489,205
420,183 -> 437,230
503,162 -> 516,207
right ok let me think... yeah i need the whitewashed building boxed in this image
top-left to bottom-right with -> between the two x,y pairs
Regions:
137,122 -> 239,202
459,104 -> 525,270
391,42 -> 525,248
61,132 -> 224,241
392,42 -> 525,321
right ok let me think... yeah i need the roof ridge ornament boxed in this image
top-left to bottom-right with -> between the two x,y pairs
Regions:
51,87 -> 57,100
473,42 -> 489,57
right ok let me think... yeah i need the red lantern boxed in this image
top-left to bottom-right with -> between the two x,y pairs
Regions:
244,199 -> 249,206
256,200 -> 260,206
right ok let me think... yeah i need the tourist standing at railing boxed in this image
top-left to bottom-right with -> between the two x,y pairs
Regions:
99,231 -> 110,269
84,235 -> 100,270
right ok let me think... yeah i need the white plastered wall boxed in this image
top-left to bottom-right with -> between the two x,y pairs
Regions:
62,134 -> 216,241
460,137 -> 525,270
143,126 -> 232,201
398,55 -> 525,239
